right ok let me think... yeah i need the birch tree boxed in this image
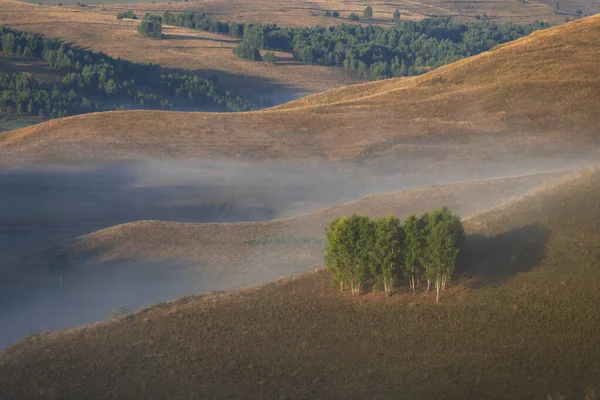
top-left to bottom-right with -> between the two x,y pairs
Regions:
325,216 -> 351,291
372,216 -> 404,296
423,207 -> 464,301
325,214 -> 374,295
402,213 -> 423,293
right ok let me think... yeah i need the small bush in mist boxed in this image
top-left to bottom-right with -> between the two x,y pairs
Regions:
325,207 -> 464,300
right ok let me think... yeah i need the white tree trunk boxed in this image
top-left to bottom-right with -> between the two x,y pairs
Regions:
427,279 -> 430,292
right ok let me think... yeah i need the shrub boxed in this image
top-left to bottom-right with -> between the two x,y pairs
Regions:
117,10 -> 137,20
234,42 -> 261,61
138,14 -> 163,39
263,51 -> 276,65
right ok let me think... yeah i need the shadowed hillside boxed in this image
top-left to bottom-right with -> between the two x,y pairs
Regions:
0,170 -> 564,348
1,166 -> 599,399
2,15 -> 600,166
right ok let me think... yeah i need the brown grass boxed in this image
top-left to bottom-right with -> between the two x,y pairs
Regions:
0,0 -> 359,99
1,166 -> 599,399
98,0 -> 577,26
2,14 -> 600,166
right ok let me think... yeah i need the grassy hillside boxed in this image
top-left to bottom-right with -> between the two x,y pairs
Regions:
99,0 -> 581,26
0,171 -> 562,348
1,166 -> 599,399
2,15 -> 599,166
0,0 -> 358,102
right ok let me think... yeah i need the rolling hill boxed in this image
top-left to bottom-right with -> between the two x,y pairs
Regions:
1,166 -> 598,399
0,0 -> 358,102
60,0 -> 584,25
0,170 -> 565,349
1,15 -> 600,166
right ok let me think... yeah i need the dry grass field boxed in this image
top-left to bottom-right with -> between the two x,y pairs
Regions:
2,14 -> 600,167
49,0 -> 592,25
0,0 -> 359,101
1,165 -> 598,399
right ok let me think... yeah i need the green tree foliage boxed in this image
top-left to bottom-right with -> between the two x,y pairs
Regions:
403,213 -> 425,293
324,10 -> 331,17
162,11 -> 243,37
348,13 -> 360,21
0,25 -> 256,119
363,6 -> 373,20
162,12 -> 550,81
233,42 -> 262,61
393,9 -> 401,21
422,207 -> 465,301
243,24 -> 268,49
117,10 -> 137,20
263,51 -> 276,65
138,14 -> 163,39
332,11 -> 340,17
325,208 -> 463,300
325,215 -> 375,295
372,216 -> 404,296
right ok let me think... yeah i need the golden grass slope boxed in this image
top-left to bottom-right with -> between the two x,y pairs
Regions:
2,15 -> 600,165
1,169 -> 598,399
0,0 -> 358,99
101,0 -> 574,26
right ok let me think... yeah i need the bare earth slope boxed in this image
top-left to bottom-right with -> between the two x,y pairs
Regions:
2,15 -> 600,166
1,166 -> 598,399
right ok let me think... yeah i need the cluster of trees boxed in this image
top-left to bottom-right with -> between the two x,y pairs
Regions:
162,11 -> 243,37
0,26 -> 256,119
325,208 -> 464,301
116,10 -> 137,20
233,41 -> 261,61
160,11 -> 549,80
138,14 -> 163,39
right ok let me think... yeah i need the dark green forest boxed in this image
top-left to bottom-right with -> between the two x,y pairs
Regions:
162,11 -> 549,79
0,26 -> 255,120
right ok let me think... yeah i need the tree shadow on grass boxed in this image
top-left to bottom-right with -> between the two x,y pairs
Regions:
456,225 -> 550,288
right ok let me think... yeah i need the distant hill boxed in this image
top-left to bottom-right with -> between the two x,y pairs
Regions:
1,165 -> 598,399
2,15 -> 600,166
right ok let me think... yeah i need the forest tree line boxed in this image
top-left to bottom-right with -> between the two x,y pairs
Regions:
325,208 -> 464,301
0,26 -> 256,119
159,11 -> 549,79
